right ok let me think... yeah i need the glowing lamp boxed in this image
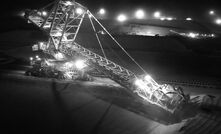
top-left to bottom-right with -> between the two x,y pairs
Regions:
188,32 -> 197,38
99,8 -> 106,15
166,17 -> 173,21
160,17 -> 165,21
209,10 -> 215,15
75,60 -> 86,70
215,19 -> 221,25
134,79 -> 146,89
186,17 -> 192,21
42,11 -> 47,16
135,9 -> 145,19
76,8 -> 84,14
144,75 -> 152,82
153,11 -> 161,18
117,14 -> 127,22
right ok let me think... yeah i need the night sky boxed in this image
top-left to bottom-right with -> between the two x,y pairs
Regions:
1,0 -> 220,17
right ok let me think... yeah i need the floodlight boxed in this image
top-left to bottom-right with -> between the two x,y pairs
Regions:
144,75 -> 152,82
209,10 -> 215,15
42,11 -> 47,16
135,79 -> 146,89
75,60 -> 86,70
186,17 -> 192,21
160,17 -> 165,21
66,1 -> 73,6
135,9 -> 145,19
188,32 -> 197,38
166,17 -> 173,21
76,8 -> 84,14
153,11 -> 161,18
99,8 -> 106,15
215,19 -> 221,25
117,14 -> 127,22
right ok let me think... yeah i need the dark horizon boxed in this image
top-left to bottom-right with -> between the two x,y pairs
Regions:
1,0 -> 221,20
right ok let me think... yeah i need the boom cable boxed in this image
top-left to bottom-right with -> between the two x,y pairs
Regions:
88,11 -> 147,74
88,12 -> 107,59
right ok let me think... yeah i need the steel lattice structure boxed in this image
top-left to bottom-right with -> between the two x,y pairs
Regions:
25,0 -> 187,112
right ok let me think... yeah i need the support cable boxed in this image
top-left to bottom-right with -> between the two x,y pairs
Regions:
88,11 -> 107,59
88,11 -> 147,74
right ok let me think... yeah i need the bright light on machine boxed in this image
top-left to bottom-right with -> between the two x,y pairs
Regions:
35,55 -> 41,60
135,9 -> 145,19
209,10 -> 215,15
54,52 -> 65,60
117,14 -> 127,22
18,11 -> 25,17
30,57 -> 33,61
75,60 -> 87,70
42,11 -> 47,16
64,62 -> 74,68
215,18 -> 221,25
144,75 -> 152,82
88,14 -> 92,18
65,1 -> 73,6
186,17 -> 192,21
134,79 -> 146,89
98,8 -> 106,15
76,8 -> 84,14
153,11 -> 161,18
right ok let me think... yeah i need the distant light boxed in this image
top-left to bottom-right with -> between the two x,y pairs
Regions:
153,11 -> 161,18
188,32 -> 197,38
36,55 -> 39,59
76,8 -> 84,14
186,17 -> 192,21
98,8 -> 106,15
209,10 -> 215,15
215,18 -> 221,25
117,14 -> 127,22
42,11 -> 47,16
30,57 -> 33,61
75,60 -> 86,70
166,17 -> 173,21
135,9 -> 145,19
160,17 -> 165,21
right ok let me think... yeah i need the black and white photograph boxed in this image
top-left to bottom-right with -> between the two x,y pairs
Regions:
0,0 -> 221,134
